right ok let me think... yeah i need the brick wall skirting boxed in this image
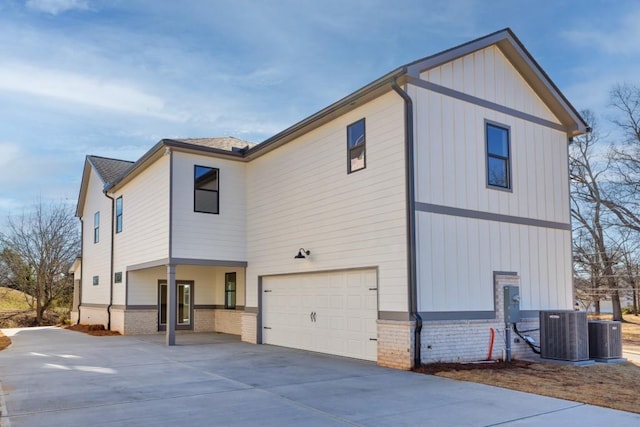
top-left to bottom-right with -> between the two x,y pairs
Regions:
241,312 -> 258,344
377,319 -> 415,370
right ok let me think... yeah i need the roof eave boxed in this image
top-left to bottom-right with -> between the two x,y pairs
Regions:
405,28 -> 587,136
245,67 -> 409,160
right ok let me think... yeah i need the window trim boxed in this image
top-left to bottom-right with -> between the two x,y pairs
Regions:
92,275 -> 99,286
347,118 -> 366,174
485,120 -> 512,192
114,272 -> 122,283
93,211 -> 100,243
193,165 -> 220,214
115,196 -> 123,234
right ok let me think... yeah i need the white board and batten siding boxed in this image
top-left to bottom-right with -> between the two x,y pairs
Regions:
246,92 -> 408,313
262,269 -> 378,361
412,45 -> 573,313
81,168 -> 113,304
113,154 -> 170,275
171,152 -> 247,261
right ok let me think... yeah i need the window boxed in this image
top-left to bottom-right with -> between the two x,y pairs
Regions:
93,212 -> 100,243
194,165 -> 219,214
92,275 -> 99,286
486,122 -> 511,189
225,272 -> 236,309
115,196 -> 123,233
114,272 -> 122,283
347,118 -> 366,173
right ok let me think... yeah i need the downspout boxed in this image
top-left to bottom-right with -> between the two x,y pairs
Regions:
104,191 -> 115,331
391,78 -> 423,368
77,218 -> 83,325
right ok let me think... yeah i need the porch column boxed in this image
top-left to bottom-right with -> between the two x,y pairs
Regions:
166,264 -> 176,346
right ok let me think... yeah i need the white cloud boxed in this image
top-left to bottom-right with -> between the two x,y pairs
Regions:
563,8 -> 640,55
0,63 -> 182,121
25,0 -> 89,15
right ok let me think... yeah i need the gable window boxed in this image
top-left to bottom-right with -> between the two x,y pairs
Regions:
114,272 -> 122,283
347,118 -> 366,173
486,122 -> 511,190
194,165 -> 219,214
225,272 -> 236,309
93,211 -> 100,243
93,275 -> 99,286
115,196 -> 123,233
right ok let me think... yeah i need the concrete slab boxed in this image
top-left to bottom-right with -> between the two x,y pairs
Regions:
1,327 -> 639,426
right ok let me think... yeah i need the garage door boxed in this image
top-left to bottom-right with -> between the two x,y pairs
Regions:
262,269 -> 378,361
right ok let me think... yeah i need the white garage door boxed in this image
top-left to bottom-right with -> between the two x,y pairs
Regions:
262,269 -> 378,361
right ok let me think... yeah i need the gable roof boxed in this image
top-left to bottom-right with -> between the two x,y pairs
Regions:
245,28 -> 587,159
88,155 -> 135,186
77,28 -> 587,215
168,137 -> 256,152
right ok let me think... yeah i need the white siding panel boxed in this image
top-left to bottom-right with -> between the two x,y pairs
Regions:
171,153 -> 247,261
417,211 -> 572,312
113,155 -> 170,269
246,92 -> 407,311
414,88 -> 570,224
422,46 -> 560,125
80,169 -> 112,304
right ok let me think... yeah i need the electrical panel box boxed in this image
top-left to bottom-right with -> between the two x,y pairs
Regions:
503,285 -> 520,324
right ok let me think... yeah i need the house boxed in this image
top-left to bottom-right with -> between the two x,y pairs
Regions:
73,28 -> 587,370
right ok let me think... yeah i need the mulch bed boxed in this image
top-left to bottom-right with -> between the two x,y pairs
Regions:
65,324 -> 121,336
0,331 -> 10,351
413,359 -> 532,374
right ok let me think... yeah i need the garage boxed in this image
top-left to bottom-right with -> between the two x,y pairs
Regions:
261,269 -> 378,361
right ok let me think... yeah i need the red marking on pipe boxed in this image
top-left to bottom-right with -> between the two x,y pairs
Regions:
487,327 -> 495,360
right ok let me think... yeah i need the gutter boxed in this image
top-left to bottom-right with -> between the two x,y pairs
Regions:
104,191 -> 115,331
77,218 -> 83,325
391,78 -> 423,368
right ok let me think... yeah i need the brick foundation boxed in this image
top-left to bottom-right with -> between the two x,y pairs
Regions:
241,312 -> 258,344
214,309 -> 242,335
123,310 -> 157,335
194,309 -> 215,332
377,320 -> 415,370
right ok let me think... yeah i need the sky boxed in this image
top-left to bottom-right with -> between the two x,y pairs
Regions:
0,0 -> 638,224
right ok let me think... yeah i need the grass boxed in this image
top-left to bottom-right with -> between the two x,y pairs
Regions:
415,314 -> 640,414
0,287 -> 33,311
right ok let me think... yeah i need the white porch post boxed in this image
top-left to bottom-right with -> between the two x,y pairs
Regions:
166,264 -> 176,346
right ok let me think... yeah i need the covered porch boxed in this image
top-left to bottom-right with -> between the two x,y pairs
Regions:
112,259 -> 246,343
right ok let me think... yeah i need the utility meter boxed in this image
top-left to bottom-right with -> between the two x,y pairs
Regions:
503,285 -> 520,324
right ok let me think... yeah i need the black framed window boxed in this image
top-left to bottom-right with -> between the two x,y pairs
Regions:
115,196 -> 123,233
225,272 -> 236,309
92,275 -> 99,286
486,122 -> 511,189
194,165 -> 219,214
347,118 -> 366,173
93,211 -> 100,243
114,272 -> 122,283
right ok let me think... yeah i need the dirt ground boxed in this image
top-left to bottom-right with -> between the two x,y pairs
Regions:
414,315 -> 640,414
0,330 -> 10,351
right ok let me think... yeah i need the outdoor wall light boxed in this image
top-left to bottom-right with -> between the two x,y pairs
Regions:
294,248 -> 310,259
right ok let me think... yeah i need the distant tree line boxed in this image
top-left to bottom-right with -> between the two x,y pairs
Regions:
571,83 -> 640,321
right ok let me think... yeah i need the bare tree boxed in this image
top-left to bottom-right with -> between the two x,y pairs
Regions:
0,201 -> 80,324
570,110 -> 624,320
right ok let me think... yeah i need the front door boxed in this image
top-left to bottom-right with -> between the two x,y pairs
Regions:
158,281 -> 193,330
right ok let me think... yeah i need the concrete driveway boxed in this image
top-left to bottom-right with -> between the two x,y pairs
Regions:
1,327 -> 638,426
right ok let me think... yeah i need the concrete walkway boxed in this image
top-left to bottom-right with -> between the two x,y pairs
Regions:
1,327 -> 638,426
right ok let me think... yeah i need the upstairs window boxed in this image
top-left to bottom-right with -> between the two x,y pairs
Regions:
486,122 -> 511,190
194,165 -> 219,214
115,196 -> 123,233
93,211 -> 100,243
347,118 -> 366,173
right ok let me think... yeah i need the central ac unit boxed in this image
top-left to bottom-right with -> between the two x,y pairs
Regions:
588,321 -> 622,360
539,310 -> 589,361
